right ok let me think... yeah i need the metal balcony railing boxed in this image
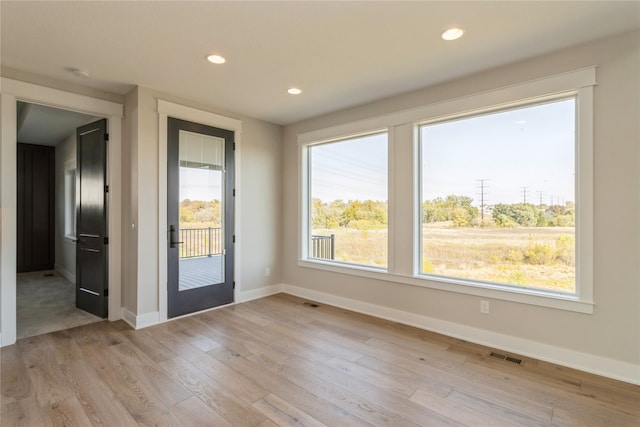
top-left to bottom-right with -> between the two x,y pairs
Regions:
179,227 -> 222,259
180,228 -> 335,261
311,234 -> 335,260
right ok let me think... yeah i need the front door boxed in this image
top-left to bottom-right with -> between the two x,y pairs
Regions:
167,117 -> 234,318
76,119 -> 108,318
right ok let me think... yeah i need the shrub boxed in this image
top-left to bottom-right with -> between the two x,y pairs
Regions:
555,234 -> 575,265
494,213 -> 517,228
505,249 -> 524,263
524,240 -> 555,265
422,258 -> 435,273
179,207 -> 195,223
508,269 -> 527,285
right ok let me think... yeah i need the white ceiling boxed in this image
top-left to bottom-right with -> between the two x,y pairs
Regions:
17,102 -> 99,146
2,1 -> 639,125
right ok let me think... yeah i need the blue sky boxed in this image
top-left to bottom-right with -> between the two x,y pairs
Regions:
180,98 -> 575,207
310,98 -> 575,207
421,98 -> 575,206
310,132 -> 388,202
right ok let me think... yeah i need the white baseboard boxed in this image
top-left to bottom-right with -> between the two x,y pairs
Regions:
120,284 -> 284,330
54,263 -> 75,284
237,284 -> 284,303
121,308 -> 160,330
282,283 -> 640,385
121,308 -> 136,329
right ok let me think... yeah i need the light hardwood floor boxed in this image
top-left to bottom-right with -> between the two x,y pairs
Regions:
2,293 -> 638,426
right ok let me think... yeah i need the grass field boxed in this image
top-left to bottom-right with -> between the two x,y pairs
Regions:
312,224 -> 575,293
423,224 -> 575,292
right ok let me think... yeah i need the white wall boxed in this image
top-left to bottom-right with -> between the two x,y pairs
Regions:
54,134 -> 76,281
282,31 -> 640,383
123,87 -> 283,322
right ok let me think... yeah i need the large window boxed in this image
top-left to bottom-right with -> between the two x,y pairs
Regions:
299,68 -> 594,312
307,132 -> 388,269
420,97 -> 576,293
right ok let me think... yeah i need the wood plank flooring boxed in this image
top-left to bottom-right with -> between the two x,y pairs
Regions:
2,293 -> 638,426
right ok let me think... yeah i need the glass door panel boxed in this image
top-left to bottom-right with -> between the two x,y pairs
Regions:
178,130 -> 225,291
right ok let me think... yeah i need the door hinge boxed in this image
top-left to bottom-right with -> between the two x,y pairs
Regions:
104,289 -> 109,297
233,189 -> 236,197
233,142 -> 236,151
104,237 -> 109,245
104,133 -> 109,141
105,185 -> 109,193
232,235 -> 235,243
233,281 -> 236,289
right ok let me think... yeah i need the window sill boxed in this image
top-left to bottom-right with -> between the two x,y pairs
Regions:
298,259 -> 594,314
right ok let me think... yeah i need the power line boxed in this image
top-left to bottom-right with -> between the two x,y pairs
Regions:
476,179 -> 489,221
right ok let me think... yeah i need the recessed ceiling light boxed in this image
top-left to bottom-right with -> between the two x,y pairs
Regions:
206,54 -> 226,64
287,88 -> 302,95
442,27 -> 464,41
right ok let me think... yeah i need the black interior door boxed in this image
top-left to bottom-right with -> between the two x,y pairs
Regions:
76,119 -> 108,318
167,117 -> 234,318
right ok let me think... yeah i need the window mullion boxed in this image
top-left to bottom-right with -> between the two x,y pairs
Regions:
388,123 -> 415,276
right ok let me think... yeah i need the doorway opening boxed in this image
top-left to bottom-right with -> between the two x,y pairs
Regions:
16,101 -> 104,338
1,78 -> 123,346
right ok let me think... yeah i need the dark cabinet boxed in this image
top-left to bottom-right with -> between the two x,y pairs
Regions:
17,143 -> 55,272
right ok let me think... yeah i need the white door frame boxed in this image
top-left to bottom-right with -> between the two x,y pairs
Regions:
157,99 -> 242,323
0,78 -> 123,346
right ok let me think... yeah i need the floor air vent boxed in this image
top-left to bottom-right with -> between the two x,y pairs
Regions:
489,352 -> 522,365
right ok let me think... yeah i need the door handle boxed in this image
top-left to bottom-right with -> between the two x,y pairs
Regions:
169,225 -> 183,248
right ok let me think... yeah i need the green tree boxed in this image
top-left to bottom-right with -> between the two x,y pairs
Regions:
493,203 -> 537,227
422,195 -> 478,226
452,207 -> 472,227
311,199 -> 387,230
544,203 -> 575,227
311,198 -> 327,228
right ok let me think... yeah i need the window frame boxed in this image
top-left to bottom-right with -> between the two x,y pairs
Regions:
301,129 -> 390,271
298,67 -> 594,314
64,159 -> 78,240
417,93 -> 579,295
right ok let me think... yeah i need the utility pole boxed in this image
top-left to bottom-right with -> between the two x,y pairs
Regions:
476,179 -> 489,221
522,186 -> 528,204
537,190 -> 543,208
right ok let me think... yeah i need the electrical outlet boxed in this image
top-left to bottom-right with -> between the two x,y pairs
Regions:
480,300 -> 490,314
265,267 -> 271,277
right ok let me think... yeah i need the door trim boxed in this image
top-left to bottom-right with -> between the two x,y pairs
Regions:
157,100 -> 242,324
0,78 -> 123,346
